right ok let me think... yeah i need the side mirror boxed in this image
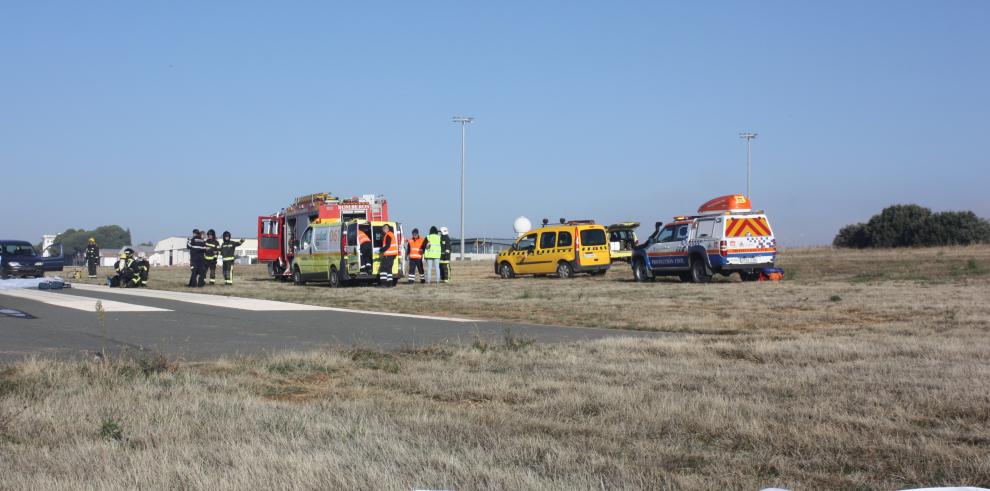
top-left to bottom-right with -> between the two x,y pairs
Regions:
654,221 -> 663,233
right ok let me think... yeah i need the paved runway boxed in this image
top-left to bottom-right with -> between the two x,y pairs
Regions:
0,284 -> 663,362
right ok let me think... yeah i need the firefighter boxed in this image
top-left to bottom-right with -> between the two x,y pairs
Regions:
357,226 -> 373,273
187,229 -> 208,287
424,226 -> 442,285
377,224 -> 398,287
109,249 -> 140,288
85,238 -> 100,278
405,228 -> 426,284
439,226 -> 452,283
204,229 -> 220,285
220,231 -> 244,285
134,252 -> 150,287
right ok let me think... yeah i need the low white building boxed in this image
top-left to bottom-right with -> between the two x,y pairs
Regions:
41,234 -> 57,256
153,237 -> 191,267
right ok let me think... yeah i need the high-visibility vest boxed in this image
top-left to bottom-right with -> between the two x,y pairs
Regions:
357,230 -> 371,245
407,237 -> 425,260
424,233 -> 442,259
382,231 -> 399,256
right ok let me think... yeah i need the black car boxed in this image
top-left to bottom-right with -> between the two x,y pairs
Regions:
0,240 -> 46,279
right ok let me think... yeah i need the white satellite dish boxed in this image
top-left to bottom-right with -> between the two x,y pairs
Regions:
513,216 -> 532,237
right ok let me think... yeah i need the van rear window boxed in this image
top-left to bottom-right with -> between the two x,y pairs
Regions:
579,229 -> 607,246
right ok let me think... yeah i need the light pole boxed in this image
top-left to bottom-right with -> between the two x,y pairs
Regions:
453,116 -> 474,260
739,132 -> 758,199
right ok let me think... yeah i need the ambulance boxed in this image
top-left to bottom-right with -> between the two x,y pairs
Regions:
291,219 -> 404,287
257,193 -> 392,281
630,195 -> 777,283
496,219 -> 611,279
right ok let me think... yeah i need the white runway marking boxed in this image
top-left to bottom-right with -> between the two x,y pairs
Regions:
0,288 -> 170,312
70,284 -> 476,322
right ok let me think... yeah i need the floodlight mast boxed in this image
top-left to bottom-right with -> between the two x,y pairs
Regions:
739,132 -> 758,199
453,116 -> 474,260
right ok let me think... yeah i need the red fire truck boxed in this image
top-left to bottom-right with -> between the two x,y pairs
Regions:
258,193 -> 391,280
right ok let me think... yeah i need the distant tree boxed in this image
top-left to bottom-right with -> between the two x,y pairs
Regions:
53,225 -> 133,256
139,241 -> 154,247
833,223 -> 871,248
834,205 -> 990,248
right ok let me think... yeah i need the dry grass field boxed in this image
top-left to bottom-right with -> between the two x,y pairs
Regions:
2,246 -> 989,489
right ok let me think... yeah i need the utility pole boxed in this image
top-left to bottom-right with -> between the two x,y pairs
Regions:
453,116 -> 474,260
739,132 -> 758,199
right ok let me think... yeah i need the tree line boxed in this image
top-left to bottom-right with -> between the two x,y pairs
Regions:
53,225 -> 133,257
833,204 -> 990,248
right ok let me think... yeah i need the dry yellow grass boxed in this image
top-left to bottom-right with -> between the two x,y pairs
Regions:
70,245 -> 990,334
6,246 -> 987,489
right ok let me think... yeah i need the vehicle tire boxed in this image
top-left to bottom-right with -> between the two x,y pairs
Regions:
740,270 -> 760,282
557,261 -> 574,279
499,262 -> 515,279
689,257 -> 712,284
633,259 -> 654,282
328,267 -> 340,288
293,266 -> 306,285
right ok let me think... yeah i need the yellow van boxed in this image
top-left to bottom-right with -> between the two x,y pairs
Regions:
292,219 -> 403,286
495,221 -> 611,279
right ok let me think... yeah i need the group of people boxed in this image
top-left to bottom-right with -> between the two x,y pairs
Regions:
186,229 -> 244,287
108,247 -> 149,288
404,226 -> 452,285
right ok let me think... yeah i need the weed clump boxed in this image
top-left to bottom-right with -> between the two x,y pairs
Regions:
99,415 -> 124,442
349,349 -> 400,373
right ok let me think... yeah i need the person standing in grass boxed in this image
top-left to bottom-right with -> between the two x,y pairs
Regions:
405,228 -> 426,284
85,238 -> 100,278
424,226 -> 442,285
439,226 -> 452,283
204,229 -> 220,285
187,229 -> 208,287
377,224 -> 399,288
220,231 -> 244,286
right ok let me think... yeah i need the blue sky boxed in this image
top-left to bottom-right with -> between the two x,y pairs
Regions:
3,1 -> 988,246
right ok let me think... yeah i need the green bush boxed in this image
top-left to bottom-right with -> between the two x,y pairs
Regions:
53,225 -> 133,256
833,205 -> 990,248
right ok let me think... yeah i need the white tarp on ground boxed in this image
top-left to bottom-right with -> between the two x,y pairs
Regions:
0,277 -> 65,291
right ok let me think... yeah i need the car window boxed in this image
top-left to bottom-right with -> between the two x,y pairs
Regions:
695,219 -> 716,238
517,233 -> 537,250
3,243 -> 36,256
539,232 -> 557,249
300,229 -> 313,250
657,226 -> 677,243
557,231 -> 573,247
347,223 -> 357,246
579,229 -> 607,246
676,225 -> 689,240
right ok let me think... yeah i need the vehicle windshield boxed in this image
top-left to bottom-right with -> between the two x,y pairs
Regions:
579,229 -> 607,246
2,243 -> 37,256
516,233 -> 537,250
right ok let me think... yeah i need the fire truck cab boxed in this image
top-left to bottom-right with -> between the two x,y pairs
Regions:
258,193 -> 392,281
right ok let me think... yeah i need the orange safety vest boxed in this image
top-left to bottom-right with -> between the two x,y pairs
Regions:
407,237 -> 425,260
357,230 -> 371,245
382,231 -> 399,256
